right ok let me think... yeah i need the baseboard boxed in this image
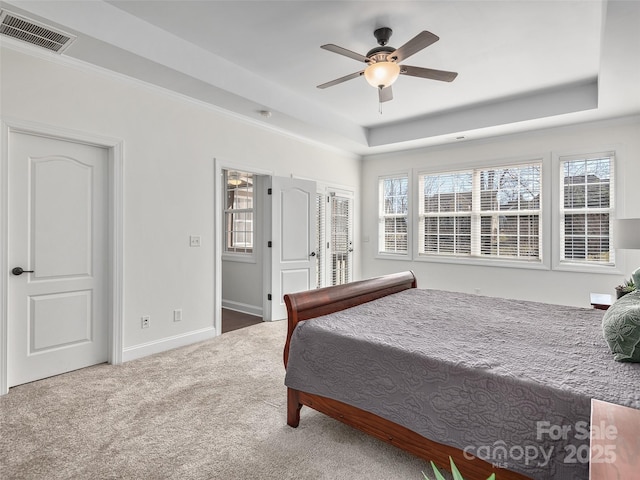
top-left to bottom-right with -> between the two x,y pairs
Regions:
221,299 -> 262,318
122,326 -> 216,362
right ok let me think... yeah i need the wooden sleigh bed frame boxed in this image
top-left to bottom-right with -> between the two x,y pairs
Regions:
283,271 -> 531,480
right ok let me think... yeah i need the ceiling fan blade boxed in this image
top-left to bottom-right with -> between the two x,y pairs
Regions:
321,44 -> 368,63
388,31 -> 439,63
378,86 -> 393,103
400,65 -> 458,82
317,70 -> 364,89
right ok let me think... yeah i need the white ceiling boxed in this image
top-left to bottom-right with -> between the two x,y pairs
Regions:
2,0 -> 640,155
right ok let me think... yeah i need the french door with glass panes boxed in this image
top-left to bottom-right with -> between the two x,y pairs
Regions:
315,190 -> 353,288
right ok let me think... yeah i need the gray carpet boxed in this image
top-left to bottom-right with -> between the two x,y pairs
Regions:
0,321 -> 436,480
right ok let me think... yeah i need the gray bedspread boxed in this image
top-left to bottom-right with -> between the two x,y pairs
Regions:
284,288 -> 640,480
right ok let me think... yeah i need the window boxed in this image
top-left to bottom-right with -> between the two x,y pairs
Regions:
560,154 -> 614,266
378,175 -> 408,254
419,171 -> 472,255
478,165 -> 541,259
419,163 -> 542,261
224,170 -> 254,254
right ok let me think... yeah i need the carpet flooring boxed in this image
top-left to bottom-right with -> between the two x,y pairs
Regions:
0,320 -> 436,480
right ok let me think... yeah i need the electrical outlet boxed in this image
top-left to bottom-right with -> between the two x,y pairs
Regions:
141,315 -> 150,328
190,235 -> 201,247
173,309 -> 182,322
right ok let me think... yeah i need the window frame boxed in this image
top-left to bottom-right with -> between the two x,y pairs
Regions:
415,159 -> 546,268
418,169 -> 473,257
377,173 -> 412,259
222,169 -> 257,263
552,150 -> 623,274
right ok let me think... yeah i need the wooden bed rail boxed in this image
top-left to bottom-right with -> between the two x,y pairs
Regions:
283,271 -> 416,367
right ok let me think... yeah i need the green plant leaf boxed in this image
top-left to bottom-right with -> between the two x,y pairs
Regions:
449,457 -> 465,480
427,461 -> 448,480
427,456 -> 497,480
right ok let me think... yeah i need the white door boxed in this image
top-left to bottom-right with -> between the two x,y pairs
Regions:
270,176 -> 316,320
328,192 -> 353,286
7,132 -> 108,387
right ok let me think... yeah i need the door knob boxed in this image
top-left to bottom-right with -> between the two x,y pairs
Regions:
12,267 -> 34,276
309,252 -> 316,257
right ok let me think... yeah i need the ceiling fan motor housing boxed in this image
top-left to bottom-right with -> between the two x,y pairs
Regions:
366,46 -> 395,63
373,27 -> 393,46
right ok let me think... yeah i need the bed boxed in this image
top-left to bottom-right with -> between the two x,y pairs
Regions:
282,271 -> 640,480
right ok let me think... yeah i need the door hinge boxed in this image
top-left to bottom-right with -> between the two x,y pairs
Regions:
267,294 -> 272,301
267,241 -> 272,248
267,188 -> 272,195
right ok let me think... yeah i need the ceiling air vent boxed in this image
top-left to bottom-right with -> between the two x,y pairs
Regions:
0,10 -> 76,53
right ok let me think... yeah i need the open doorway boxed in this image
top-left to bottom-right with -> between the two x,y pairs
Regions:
217,169 -> 317,328
220,168 -> 266,333
315,188 -> 354,289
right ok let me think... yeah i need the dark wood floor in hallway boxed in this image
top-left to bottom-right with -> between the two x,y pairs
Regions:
222,308 -> 262,333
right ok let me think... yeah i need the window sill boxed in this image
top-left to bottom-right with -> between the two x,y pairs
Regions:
222,253 -> 257,264
414,254 -> 549,270
375,252 -> 412,261
553,262 -> 624,275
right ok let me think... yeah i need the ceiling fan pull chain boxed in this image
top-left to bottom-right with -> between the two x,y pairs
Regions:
378,101 -> 383,115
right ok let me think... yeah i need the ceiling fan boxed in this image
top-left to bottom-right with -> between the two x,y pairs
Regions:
317,27 -> 458,103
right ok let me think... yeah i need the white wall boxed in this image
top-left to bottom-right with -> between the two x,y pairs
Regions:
1,46 -> 360,356
361,117 -> 640,307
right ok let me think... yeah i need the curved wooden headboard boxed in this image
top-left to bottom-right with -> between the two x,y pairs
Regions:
283,271 -> 416,367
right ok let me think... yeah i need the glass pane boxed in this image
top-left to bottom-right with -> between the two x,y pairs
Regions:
564,185 -> 585,208
563,158 -> 611,210
586,183 -> 610,208
519,215 -> 539,236
439,217 -> 455,234
565,214 -> 585,235
564,237 -> 586,259
439,235 -> 455,253
500,216 -> 518,235
424,217 -> 438,235
588,238 -> 610,262
458,217 -> 471,235
481,216 -> 493,235
383,217 -> 407,253
480,165 -> 541,212
383,177 -> 408,215
223,169 -> 255,253
423,235 -> 438,252
422,171 -> 472,213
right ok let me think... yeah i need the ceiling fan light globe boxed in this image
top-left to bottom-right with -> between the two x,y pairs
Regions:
364,62 -> 400,89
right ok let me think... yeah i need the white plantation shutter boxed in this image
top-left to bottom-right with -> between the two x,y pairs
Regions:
560,154 -> 614,265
